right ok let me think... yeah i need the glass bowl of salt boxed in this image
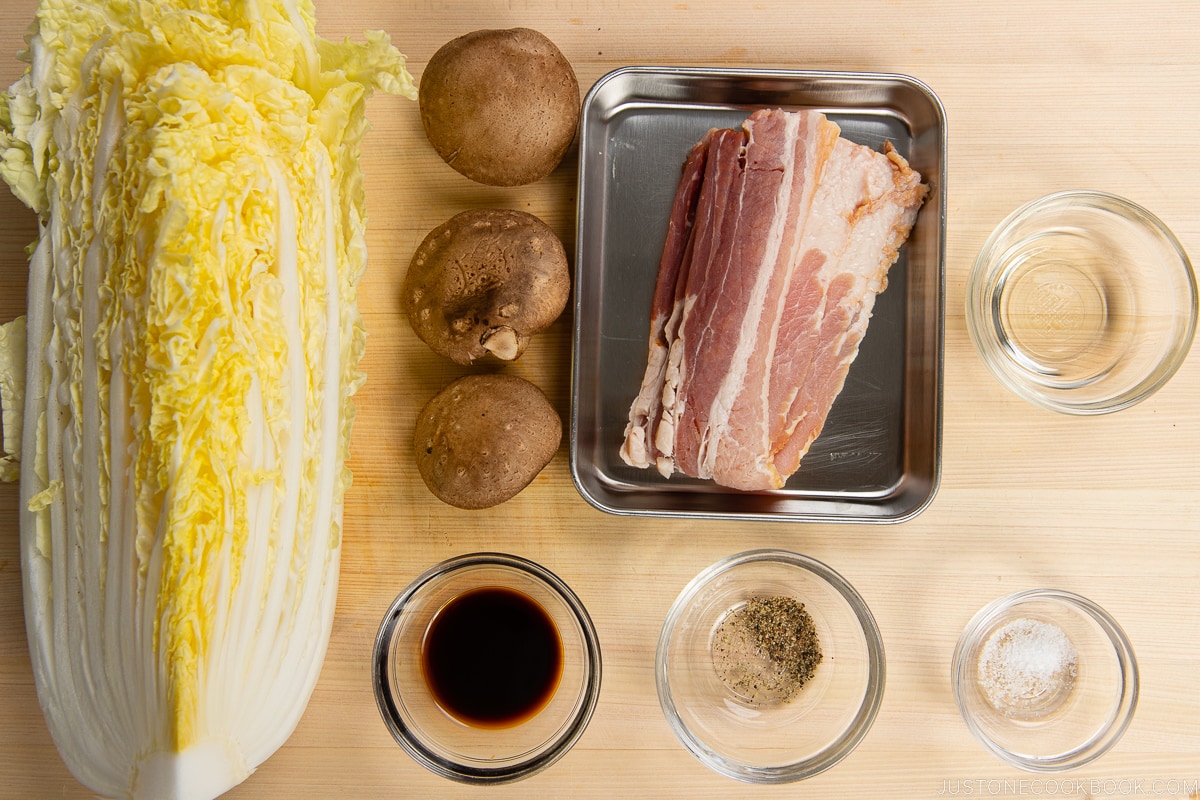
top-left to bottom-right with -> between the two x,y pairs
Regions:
952,588 -> 1138,772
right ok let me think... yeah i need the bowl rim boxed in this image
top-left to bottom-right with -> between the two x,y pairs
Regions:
966,189 -> 1198,415
372,552 -> 603,785
655,548 -> 886,783
951,587 -> 1140,772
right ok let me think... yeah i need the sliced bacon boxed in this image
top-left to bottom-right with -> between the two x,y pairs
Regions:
619,108 -> 927,491
770,141 -> 928,479
660,125 -> 750,478
704,110 -> 840,489
653,125 -> 744,476
620,132 -> 711,470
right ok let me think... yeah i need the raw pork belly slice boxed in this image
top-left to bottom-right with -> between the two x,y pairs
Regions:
620,108 -> 927,491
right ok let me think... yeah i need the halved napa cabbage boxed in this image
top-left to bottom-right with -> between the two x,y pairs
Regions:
0,1 -> 414,797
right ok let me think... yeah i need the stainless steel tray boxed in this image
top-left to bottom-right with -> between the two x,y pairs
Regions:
569,67 -> 945,523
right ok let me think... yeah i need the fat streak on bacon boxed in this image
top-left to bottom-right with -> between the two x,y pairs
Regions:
620,108 -> 927,491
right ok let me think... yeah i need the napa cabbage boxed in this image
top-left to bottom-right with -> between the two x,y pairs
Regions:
0,1 -> 414,798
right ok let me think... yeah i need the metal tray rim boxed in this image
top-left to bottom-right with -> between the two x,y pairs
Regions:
581,64 -> 948,117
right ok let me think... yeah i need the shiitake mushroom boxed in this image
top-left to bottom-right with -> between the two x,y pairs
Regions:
403,208 -> 570,365
414,374 -> 562,509
418,28 -> 580,186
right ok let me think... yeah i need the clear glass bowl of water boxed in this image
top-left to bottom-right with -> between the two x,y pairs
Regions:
967,190 -> 1196,414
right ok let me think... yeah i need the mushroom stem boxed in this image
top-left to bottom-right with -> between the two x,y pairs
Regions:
482,327 -> 520,360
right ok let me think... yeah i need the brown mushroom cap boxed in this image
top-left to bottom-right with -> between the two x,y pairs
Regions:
414,374 -> 562,509
403,208 -> 570,365
419,28 -> 580,186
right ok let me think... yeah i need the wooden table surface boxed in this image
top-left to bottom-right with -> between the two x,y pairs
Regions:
1,2 -> 1198,798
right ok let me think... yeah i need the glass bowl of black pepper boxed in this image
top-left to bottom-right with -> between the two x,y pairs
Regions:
655,549 -> 886,783
952,588 -> 1139,772
373,553 -> 602,784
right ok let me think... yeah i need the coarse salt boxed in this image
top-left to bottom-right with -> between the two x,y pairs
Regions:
977,617 -> 1078,718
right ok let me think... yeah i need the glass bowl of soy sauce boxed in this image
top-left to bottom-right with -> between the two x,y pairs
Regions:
373,553 -> 602,784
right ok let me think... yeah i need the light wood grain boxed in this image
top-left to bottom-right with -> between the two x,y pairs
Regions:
2,2 -> 1198,798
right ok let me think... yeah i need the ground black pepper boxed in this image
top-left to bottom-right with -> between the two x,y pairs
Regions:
711,595 -> 822,704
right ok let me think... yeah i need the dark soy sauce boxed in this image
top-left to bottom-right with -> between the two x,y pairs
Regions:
421,586 -> 563,728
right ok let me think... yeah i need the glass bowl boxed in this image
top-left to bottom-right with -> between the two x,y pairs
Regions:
952,589 -> 1138,772
372,553 -> 602,784
656,549 -> 885,783
967,190 -> 1197,414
